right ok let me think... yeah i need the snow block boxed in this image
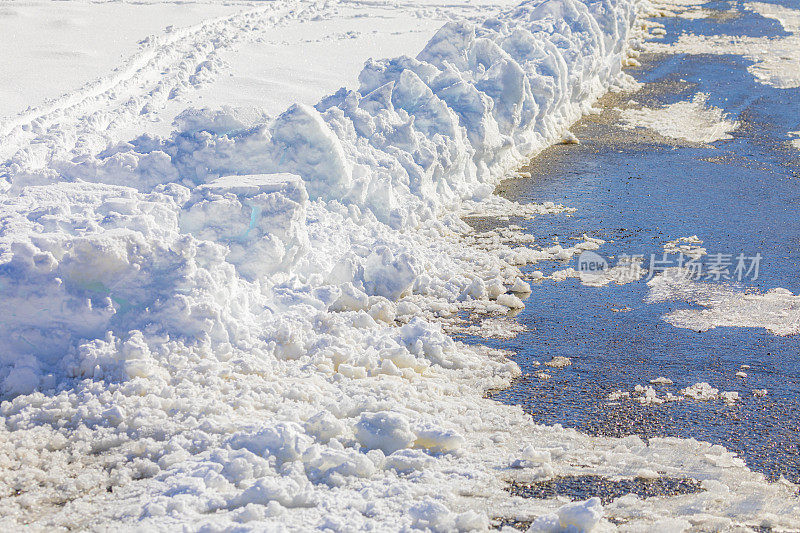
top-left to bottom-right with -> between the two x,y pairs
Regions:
180,173 -> 310,280
269,104 -> 353,201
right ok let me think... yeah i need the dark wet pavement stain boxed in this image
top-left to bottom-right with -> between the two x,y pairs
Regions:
507,475 -> 704,504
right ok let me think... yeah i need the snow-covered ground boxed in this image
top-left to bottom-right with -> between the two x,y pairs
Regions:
1,0 -> 799,530
0,0 -> 245,118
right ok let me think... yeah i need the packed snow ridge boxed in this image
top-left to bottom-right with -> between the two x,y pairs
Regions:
1,0 -> 800,530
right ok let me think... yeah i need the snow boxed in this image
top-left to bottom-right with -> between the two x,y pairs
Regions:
512,445 -> 553,469
527,497 -> 604,532
0,0 -> 247,118
619,93 -> 738,143
663,235 -> 707,258
681,382 -> 720,401
550,252 -> 645,287
545,356 -> 572,368
355,411 -> 418,455
1,0 -> 799,529
679,383 -> 738,405
647,268 -> 800,336
649,0 -> 733,21
448,317 -> 528,340
609,378 -> 756,408
646,1 -> 800,89
179,1 -> 505,119
720,391 -> 739,405
790,131 -> 800,151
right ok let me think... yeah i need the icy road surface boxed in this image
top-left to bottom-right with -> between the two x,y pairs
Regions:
486,0 -> 800,488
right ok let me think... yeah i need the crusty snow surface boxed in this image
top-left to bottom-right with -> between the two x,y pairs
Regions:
619,92 -> 739,143
1,0 -> 799,530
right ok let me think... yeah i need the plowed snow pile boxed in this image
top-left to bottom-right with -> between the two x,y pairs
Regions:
1,0 -> 799,530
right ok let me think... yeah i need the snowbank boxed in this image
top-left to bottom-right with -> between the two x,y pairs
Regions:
2,0 -> 643,387
1,0 -> 799,530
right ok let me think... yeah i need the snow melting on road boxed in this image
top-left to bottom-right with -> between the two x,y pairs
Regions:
646,1 -> 800,89
548,253 -> 646,287
663,235 -> 707,258
1,0 -> 799,530
648,267 -> 800,336
790,131 -> 800,151
619,93 -> 739,143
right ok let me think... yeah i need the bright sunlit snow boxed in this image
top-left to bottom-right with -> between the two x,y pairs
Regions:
619,93 -> 739,143
1,0 -> 799,530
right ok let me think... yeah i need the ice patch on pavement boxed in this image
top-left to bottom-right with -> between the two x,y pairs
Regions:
647,268 -> 800,336
619,93 -> 739,143
646,2 -> 800,88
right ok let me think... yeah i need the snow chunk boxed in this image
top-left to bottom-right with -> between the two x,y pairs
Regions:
363,246 -> 419,300
384,449 -> 435,474
413,425 -> 465,454
681,382 -> 719,401
511,445 -> 552,469
720,391 -> 740,405
545,356 -> 572,368
409,499 -> 489,532
560,130 -> 580,144
497,292 -> 525,309
270,103 -> 353,201
228,423 -> 312,465
228,476 -> 316,509
528,497 -> 604,532
180,173 -> 309,280
303,411 -> 345,443
355,411 -> 415,455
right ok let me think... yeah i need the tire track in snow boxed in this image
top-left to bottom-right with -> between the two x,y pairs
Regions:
0,1 -> 338,180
